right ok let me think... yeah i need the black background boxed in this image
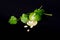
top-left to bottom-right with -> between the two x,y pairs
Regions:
0,0 -> 59,32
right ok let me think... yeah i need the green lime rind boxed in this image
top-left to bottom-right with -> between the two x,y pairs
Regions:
20,13 -> 29,23
8,16 -> 17,24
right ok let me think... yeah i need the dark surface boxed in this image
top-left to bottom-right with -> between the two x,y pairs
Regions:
0,0 -> 59,32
